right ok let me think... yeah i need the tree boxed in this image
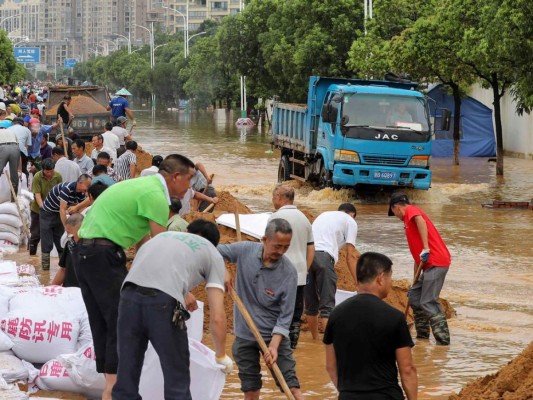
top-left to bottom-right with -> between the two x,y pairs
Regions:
439,0 -> 517,175
390,16 -> 475,165
0,30 -> 21,83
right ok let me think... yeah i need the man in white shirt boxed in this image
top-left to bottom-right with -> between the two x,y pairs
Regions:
52,146 -> 81,183
269,184 -> 314,349
90,134 -> 114,164
111,116 -> 131,157
102,122 -> 119,163
140,155 -> 163,177
304,203 -> 358,339
7,117 -> 32,178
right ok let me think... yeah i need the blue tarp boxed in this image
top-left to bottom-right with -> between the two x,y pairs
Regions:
428,85 -> 496,157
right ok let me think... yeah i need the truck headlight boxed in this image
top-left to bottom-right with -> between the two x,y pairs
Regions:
334,149 -> 360,163
408,155 -> 430,167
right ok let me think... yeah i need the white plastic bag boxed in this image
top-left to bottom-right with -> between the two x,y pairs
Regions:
139,339 -> 225,400
186,301 -> 204,342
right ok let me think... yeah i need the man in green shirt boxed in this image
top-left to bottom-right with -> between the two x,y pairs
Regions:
29,158 -> 62,256
75,154 -> 196,400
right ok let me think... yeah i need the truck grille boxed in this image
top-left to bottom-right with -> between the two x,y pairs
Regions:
362,155 -> 407,165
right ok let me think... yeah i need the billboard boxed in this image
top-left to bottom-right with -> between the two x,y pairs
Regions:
14,47 -> 40,63
64,58 -> 78,68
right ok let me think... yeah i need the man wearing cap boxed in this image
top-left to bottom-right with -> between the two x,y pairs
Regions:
7,117 -> 32,179
107,88 -> 135,126
111,116 -> 131,157
29,158 -> 62,256
388,191 -> 451,345
304,203 -> 358,339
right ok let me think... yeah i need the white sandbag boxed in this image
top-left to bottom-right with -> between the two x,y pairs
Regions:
335,289 -> 357,306
9,286 -> 87,319
0,241 -> 18,254
1,311 -> 81,363
139,339 -> 225,400
0,330 -> 13,351
16,264 -> 36,276
57,344 -> 105,395
186,301 -> 204,342
35,359 -> 79,393
0,203 -> 19,217
0,351 -> 28,383
0,233 -> 19,246
0,214 -> 21,228
0,224 -> 19,237
0,286 -> 16,319
0,262 -> 18,284
20,190 -> 33,202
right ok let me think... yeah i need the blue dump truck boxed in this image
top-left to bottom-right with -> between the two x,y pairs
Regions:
272,76 -> 450,190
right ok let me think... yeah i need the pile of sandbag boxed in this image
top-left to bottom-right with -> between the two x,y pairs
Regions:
0,260 -> 225,399
0,186 -> 32,252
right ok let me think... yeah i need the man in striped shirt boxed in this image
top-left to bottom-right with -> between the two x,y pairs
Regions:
114,140 -> 137,180
40,174 -> 92,270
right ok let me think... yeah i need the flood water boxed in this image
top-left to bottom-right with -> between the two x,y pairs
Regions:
31,109 -> 533,399
133,109 -> 532,399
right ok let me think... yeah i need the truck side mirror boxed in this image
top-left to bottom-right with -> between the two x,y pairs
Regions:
440,109 -> 451,131
341,115 -> 349,126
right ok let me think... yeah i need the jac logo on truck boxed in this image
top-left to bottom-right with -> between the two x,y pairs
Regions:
412,145 -> 425,151
374,133 -> 398,140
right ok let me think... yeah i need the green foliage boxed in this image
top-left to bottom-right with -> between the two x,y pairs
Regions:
0,30 -> 21,83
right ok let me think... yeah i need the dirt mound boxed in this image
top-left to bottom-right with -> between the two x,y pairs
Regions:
449,341 -> 533,400
213,191 -> 253,214
47,94 -> 107,115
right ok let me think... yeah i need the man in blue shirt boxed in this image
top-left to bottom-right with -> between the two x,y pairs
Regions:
28,117 -> 60,172
107,88 -> 135,126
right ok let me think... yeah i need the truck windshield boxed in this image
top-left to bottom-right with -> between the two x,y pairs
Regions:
343,94 -> 430,133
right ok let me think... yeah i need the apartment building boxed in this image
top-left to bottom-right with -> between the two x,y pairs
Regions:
0,0 -> 241,74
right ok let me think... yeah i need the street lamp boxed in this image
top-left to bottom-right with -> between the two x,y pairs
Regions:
0,14 -> 19,28
186,31 -> 206,54
13,37 -> 29,47
112,33 -> 131,54
133,23 -> 153,69
162,5 -> 188,58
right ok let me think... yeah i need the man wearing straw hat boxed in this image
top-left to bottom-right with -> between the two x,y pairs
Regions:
107,88 -> 136,126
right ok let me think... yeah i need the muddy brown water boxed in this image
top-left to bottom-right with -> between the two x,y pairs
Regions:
20,110 -> 532,399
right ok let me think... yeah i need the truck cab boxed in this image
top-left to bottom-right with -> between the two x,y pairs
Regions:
320,84 -> 433,190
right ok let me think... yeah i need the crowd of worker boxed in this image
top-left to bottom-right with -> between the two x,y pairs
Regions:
0,83 -> 452,400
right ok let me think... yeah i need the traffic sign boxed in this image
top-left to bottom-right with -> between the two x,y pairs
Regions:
64,58 -> 78,68
14,47 -> 40,63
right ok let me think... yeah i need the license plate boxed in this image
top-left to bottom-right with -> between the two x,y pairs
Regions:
373,171 -> 396,180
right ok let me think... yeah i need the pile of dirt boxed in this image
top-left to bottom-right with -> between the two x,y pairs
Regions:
46,94 -> 107,115
448,341 -> 533,400
213,191 -> 253,214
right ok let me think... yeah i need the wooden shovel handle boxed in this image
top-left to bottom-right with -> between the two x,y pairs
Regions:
228,286 -> 295,400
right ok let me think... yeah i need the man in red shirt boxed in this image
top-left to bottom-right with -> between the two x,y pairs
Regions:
388,192 -> 451,345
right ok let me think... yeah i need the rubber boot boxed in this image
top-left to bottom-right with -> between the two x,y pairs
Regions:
430,313 -> 450,345
413,309 -> 430,339
29,243 -> 38,256
289,321 -> 301,350
41,253 -> 50,271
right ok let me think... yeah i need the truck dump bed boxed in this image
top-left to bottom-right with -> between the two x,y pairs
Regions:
272,103 -> 314,154
45,86 -> 111,140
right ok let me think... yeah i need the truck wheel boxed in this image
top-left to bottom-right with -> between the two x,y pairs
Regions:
278,156 -> 290,182
318,166 -> 331,189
